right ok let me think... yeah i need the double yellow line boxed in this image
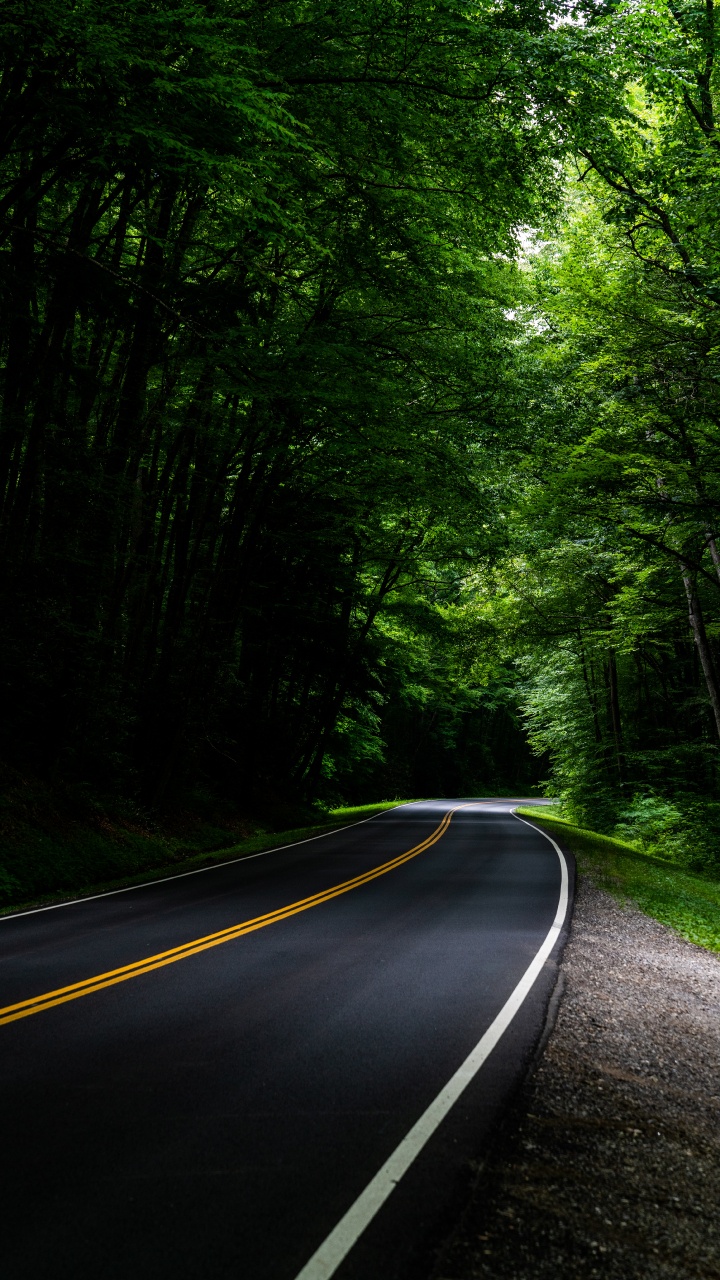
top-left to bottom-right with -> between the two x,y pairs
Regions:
0,806 -> 462,1028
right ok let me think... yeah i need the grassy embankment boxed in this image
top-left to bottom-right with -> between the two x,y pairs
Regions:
0,794 -> 413,916
517,807 -> 720,953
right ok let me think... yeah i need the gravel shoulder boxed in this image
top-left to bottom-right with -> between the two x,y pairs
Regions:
431,875 -> 720,1279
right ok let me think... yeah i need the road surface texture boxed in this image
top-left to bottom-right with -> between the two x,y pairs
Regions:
0,800 -> 570,1280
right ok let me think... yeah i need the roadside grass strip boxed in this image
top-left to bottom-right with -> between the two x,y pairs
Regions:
517,809 -> 720,952
0,805 -> 457,1027
0,801 -> 414,918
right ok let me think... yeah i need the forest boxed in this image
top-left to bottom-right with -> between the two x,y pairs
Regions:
1,0 -> 719,897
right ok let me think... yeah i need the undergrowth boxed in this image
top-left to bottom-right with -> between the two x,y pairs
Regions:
518,808 -> 720,952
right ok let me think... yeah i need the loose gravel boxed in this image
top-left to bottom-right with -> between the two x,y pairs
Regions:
431,877 -> 720,1280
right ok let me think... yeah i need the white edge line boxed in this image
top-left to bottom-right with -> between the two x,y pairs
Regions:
292,807 -> 569,1280
0,802 -> 424,922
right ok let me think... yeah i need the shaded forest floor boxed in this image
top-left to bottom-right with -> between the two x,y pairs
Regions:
431,877 -> 720,1280
0,760 -> 407,914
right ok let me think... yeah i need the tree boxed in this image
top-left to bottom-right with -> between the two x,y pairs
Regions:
0,0 -> 565,808
485,0 -> 720,834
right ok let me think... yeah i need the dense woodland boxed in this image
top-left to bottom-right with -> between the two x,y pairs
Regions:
1,0 -> 719,876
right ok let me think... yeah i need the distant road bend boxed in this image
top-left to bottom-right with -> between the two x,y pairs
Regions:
0,800 -> 570,1280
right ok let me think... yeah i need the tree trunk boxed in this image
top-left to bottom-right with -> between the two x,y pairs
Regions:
706,530 -> 720,586
604,647 -> 624,785
680,560 -> 720,738
578,641 -> 603,743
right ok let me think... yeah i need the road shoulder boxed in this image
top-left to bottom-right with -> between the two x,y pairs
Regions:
430,875 -> 720,1279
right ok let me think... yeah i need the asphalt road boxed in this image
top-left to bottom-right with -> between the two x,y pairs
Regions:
0,800 -> 570,1280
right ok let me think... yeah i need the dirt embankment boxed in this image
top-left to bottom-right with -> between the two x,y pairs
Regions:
432,879 -> 720,1280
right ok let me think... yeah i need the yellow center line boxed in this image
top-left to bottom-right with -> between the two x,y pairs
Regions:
0,805 -> 470,1027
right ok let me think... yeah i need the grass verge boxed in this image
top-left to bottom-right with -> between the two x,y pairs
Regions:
0,800 -> 413,918
517,807 -> 720,953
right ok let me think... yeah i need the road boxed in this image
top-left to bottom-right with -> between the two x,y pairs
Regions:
0,800 -> 570,1280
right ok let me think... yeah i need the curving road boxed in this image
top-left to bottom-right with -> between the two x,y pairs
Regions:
0,800 -> 570,1280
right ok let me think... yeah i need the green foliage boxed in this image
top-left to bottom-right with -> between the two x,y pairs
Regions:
518,809 -> 720,952
0,0 -> 567,813
4,0 -> 720,920
491,0 -> 720,854
614,795 -> 692,861
614,794 -> 720,875
318,587 -> 544,802
326,801 -> 412,820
